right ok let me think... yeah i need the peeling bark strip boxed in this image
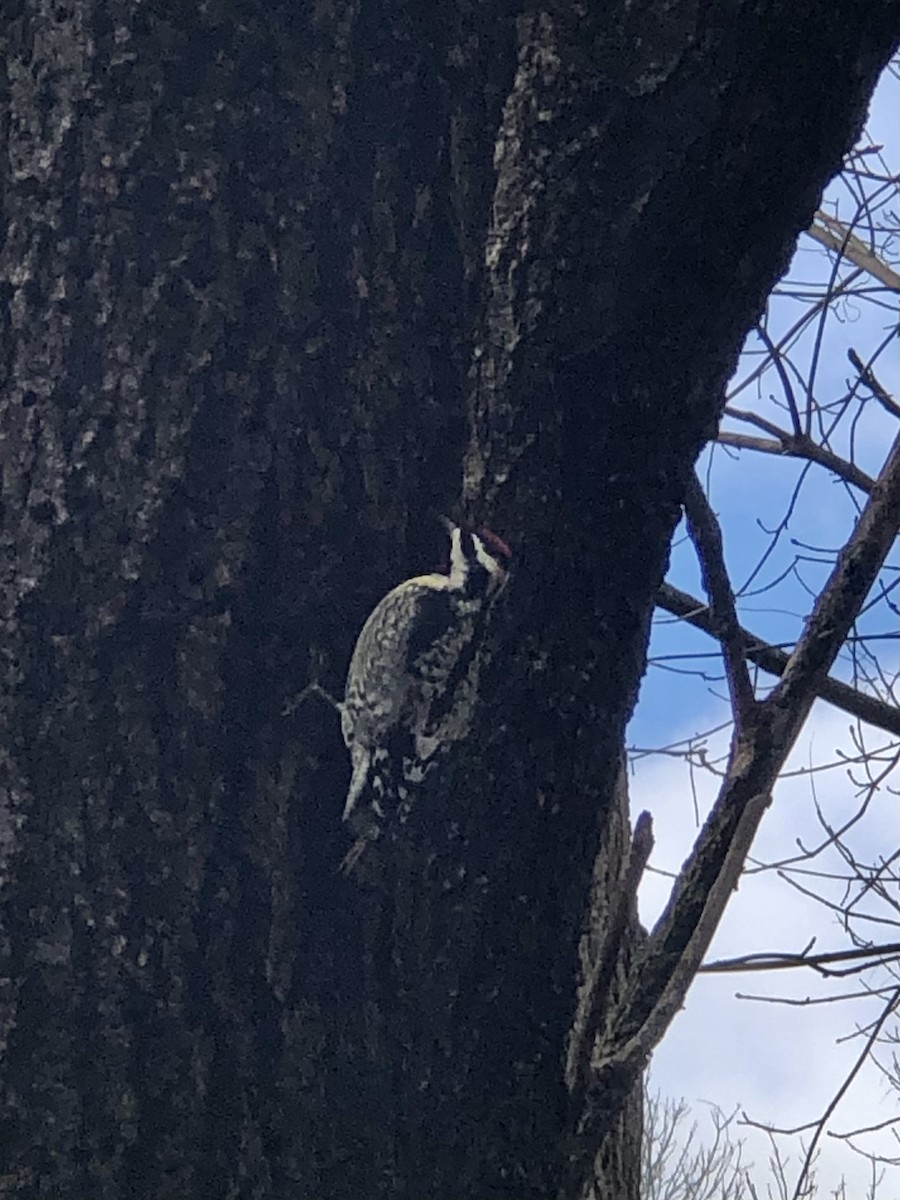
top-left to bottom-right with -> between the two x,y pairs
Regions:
0,3 -> 898,1199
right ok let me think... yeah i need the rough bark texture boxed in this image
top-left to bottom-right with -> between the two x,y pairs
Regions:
0,3 -> 896,1199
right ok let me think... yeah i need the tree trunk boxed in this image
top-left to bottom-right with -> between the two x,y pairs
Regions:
0,3 -> 896,1198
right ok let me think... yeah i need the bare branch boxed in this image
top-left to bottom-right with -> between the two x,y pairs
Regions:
789,985 -> 900,1200
755,323 -> 802,435
727,269 -> 865,404
564,806 -> 653,1179
734,986 -> 898,1007
656,583 -> 900,737
723,405 -> 791,439
807,209 -> 900,293
716,426 -> 877,493
848,347 -> 900,419
775,426 -> 900,712
683,474 -> 756,724
699,942 -> 900,975
570,426 -> 900,1173
642,1089 -> 750,1200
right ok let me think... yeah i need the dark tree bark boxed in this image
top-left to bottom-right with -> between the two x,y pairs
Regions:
0,3 -> 896,1199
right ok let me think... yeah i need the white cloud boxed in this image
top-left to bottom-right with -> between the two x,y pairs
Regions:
632,702 -> 899,1195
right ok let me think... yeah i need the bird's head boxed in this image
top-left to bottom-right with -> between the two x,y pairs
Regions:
440,516 -> 512,597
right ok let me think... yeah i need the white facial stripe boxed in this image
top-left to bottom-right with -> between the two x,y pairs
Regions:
448,526 -> 467,586
473,534 -> 506,581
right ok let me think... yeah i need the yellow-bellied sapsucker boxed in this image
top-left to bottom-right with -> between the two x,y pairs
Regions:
340,518 -> 511,866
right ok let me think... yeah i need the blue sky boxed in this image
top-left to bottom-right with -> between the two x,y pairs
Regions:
629,62 -> 899,1196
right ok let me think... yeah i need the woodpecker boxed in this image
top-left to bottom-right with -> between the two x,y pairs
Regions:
340,518 -> 511,864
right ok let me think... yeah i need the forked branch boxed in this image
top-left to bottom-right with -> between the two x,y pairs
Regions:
716,423 -> 877,493
656,582 -> 900,737
565,428 -> 900,1196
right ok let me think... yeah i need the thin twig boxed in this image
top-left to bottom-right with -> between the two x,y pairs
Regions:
790,985 -> 900,1200
848,347 -> 900,419
755,322 -> 802,435
699,941 -> 900,975
727,270 -> 865,403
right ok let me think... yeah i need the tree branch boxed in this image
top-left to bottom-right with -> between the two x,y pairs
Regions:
754,322 -> 802,435
683,474 -> 756,725
570,426 -> 900,1176
699,941 -> 900,975
717,423 -> 877,493
807,209 -> 900,293
791,984 -> 900,1200
726,269 -> 864,405
774,426 -> 900,711
848,347 -> 900,419
656,582 -> 900,737
562,807 -> 654,1198
565,810 -> 654,1102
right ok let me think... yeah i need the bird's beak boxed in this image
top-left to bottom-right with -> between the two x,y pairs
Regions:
438,514 -> 457,535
